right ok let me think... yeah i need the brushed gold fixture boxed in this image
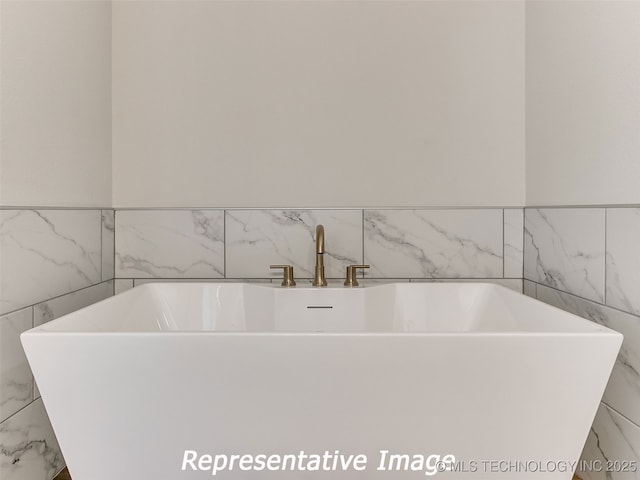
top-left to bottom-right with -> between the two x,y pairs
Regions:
344,264 -> 370,287
270,264 -> 296,287
312,225 -> 327,287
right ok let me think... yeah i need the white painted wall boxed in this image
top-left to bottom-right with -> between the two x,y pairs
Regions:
4,1 -> 639,209
0,0 -> 112,208
112,0 -> 525,208
526,1 -> 640,206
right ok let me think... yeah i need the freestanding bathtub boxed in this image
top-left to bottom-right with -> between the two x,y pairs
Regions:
22,283 -> 621,479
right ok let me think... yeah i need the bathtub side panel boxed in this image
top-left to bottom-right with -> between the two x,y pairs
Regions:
21,333 -> 620,480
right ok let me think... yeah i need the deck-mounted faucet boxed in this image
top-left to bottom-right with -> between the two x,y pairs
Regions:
312,225 -> 327,287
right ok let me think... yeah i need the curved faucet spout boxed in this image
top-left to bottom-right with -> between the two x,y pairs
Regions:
316,225 -> 325,254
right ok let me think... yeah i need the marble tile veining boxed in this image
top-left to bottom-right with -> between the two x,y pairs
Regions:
0,309 -> 33,423
536,285 -> 640,427
364,209 -> 503,278
579,404 -> 640,480
504,209 -> 524,278
524,208 -> 605,303
0,210 -> 102,316
34,281 -> 113,328
115,210 -> 224,278
606,208 -> 640,316
225,210 -> 362,279
0,398 -> 64,480
101,210 -> 115,281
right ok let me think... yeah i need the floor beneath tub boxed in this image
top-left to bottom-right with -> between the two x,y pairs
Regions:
52,468 -> 583,480
54,469 -> 71,480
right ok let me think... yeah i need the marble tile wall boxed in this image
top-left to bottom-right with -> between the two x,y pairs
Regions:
115,210 -> 224,278
524,208 -> 605,303
0,209 -> 114,480
580,404 -> 640,480
226,210 -> 362,279
364,209 -> 503,278
9,205 -> 639,480
0,399 -> 65,480
524,207 -> 640,479
7,205 -> 639,480
115,208 -> 524,286
0,206 -> 523,480
1,210 -> 101,315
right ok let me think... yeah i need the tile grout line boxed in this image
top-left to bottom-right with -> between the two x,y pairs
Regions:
521,208 -> 525,281
361,210 -> 365,270
604,208 -> 608,306
100,210 -> 104,283
502,209 -> 505,279
31,305 -> 36,403
530,281 -> 640,320
0,279 -> 116,319
600,399 -> 640,431
113,209 -> 117,288
0,395 -> 44,427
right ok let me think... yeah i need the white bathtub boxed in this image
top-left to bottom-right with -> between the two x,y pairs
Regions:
22,283 -> 621,479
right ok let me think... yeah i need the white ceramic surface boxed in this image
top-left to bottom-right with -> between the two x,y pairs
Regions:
22,283 -> 622,480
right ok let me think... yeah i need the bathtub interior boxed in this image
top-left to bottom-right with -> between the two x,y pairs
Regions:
30,282 -> 611,334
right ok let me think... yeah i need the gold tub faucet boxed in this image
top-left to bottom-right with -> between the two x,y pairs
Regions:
312,225 -> 328,287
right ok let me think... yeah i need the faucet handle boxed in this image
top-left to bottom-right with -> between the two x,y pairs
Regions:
344,264 -> 370,287
270,265 -> 296,287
